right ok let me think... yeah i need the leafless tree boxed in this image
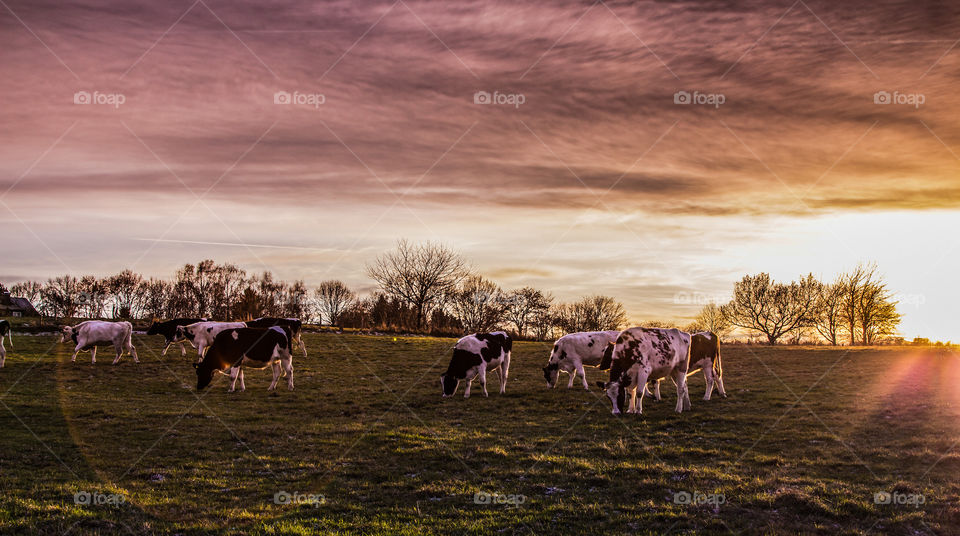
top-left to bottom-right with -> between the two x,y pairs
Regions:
315,280 -> 356,326
813,280 -> 845,345
447,275 -> 506,334
504,287 -> 552,338
721,273 -> 820,345
107,269 -> 142,318
366,239 -> 467,331
692,303 -> 731,338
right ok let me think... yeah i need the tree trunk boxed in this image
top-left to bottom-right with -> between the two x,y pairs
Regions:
767,333 -> 778,345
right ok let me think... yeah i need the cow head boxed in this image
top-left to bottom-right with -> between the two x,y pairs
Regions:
59,326 -> 75,344
194,361 -> 215,390
596,379 -> 627,415
440,374 -> 459,397
146,321 -> 161,335
542,362 -> 559,387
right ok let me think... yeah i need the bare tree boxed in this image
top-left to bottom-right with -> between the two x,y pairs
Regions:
721,273 -> 820,345
42,275 -> 82,318
315,280 -> 356,326
504,287 -> 552,338
139,278 -> 171,320
857,274 -> 900,344
838,264 -> 868,345
813,280 -> 845,345
107,269 -> 142,318
447,275 -> 506,334
691,303 -> 731,338
366,239 -> 467,331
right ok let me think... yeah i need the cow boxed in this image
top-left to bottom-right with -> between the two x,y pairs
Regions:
146,318 -> 207,356
643,331 -> 727,402
61,321 -> 139,365
543,330 -> 620,389
245,317 -> 307,357
595,327 -> 692,415
0,319 -> 10,368
176,321 -> 247,362
194,327 -> 293,392
441,331 -> 512,398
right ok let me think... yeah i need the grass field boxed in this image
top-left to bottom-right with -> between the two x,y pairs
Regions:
0,332 -> 958,535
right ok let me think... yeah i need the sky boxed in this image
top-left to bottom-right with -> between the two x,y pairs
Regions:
1,0 -> 958,340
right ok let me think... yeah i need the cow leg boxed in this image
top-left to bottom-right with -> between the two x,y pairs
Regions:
268,363 -> 280,391
229,367 -> 241,392
90,346 -> 97,364
703,368 -> 714,401
567,366 -> 577,388
161,340 -> 172,356
283,359 -> 294,390
179,341 -> 188,356
0,342 -> 5,368
298,336 -> 307,358
478,366 -> 489,397
71,345 -> 80,363
238,368 -> 246,392
577,364 -> 589,390
130,342 -> 139,364
500,352 -> 510,394
672,369 -> 691,413
716,375 -> 727,398
653,379 -> 661,401
112,344 -> 123,365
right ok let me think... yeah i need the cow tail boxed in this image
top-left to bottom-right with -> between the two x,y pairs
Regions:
7,328 -> 12,349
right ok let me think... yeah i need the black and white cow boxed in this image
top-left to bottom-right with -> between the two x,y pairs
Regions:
543,330 -> 620,389
441,331 -> 512,398
595,327 -> 692,415
194,327 -> 293,392
0,319 -> 10,368
643,331 -> 727,401
146,318 -> 207,356
176,321 -> 247,361
245,317 -> 306,357
61,321 -> 139,365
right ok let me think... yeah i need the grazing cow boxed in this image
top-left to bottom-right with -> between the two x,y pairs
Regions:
0,319 -> 9,368
643,331 -> 727,401
146,318 -> 207,356
245,317 -> 307,357
176,321 -> 247,361
595,327 -> 692,415
543,330 -> 620,389
441,331 -> 512,398
194,327 -> 293,391
61,321 -> 139,365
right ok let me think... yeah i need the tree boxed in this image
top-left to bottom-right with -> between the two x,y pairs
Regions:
366,239 -> 467,331
838,264 -> 868,345
284,280 -> 309,319
107,269 -> 142,318
139,278 -> 171,320
447,275 -> 506,334
690,303 -> 731,339
813,280 -> 845,345
504,287 -> 552,338
856,275 -> 900,344
315,280 -> 356,326
42,276 -> 82,318
721,273 -> 820,345
581,295 -> 628,332
10,281 -> 44,316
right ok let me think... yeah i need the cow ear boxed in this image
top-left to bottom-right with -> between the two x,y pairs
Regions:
595,381 -> 607,389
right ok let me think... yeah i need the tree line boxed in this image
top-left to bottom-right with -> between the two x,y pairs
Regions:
6,240 -> 902,344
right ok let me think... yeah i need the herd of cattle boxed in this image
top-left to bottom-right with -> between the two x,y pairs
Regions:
0,316 -> 726,416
